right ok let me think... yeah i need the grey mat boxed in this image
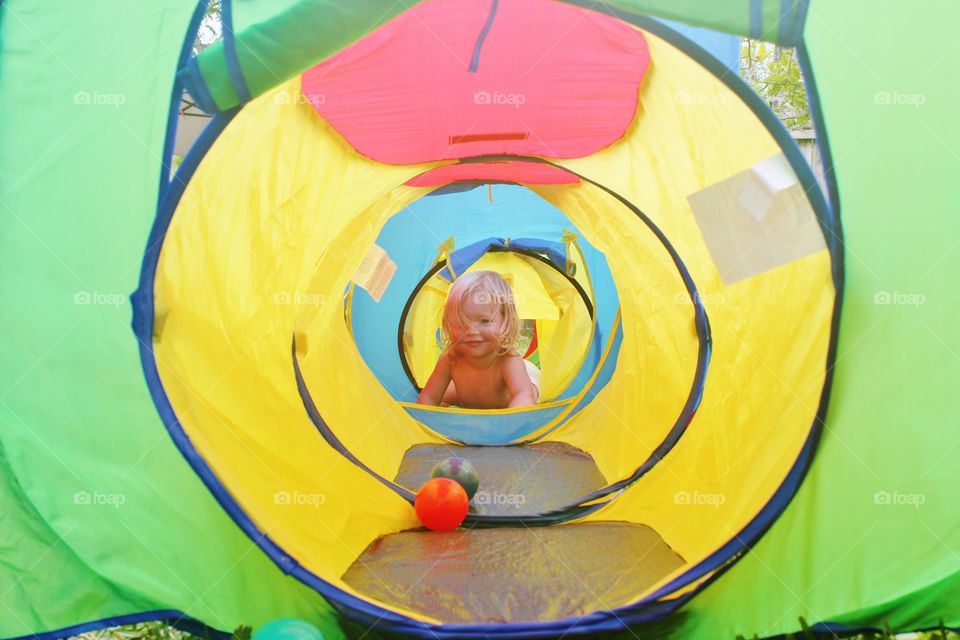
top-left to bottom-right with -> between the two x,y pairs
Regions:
394,442 -> 607,516
342,522 -> 685,624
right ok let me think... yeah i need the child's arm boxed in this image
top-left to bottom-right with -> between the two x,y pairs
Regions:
503,356 -> 536,408
417,354 -> 453,406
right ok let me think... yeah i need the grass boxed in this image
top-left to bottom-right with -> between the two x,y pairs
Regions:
64,618 -> 957,640
68,621 -> 249,640
733,618 -> 958,640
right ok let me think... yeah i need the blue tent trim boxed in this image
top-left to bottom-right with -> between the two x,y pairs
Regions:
399,403 -> 572,445
178,55 -> 220,114
158,0 -> 211,201
469,0 -> 499,73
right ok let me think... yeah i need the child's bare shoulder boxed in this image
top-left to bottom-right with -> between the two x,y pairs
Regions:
499,353 -> 526,372
433,350 -> 454,372
441,350 -> 468,375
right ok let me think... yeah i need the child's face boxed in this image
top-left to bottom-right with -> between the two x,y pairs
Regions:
449,293 -> 503,359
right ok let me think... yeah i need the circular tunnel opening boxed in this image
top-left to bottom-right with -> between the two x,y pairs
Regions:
293,174 -> 711,525
138,1 -> 839,631
341,181 -> 632,444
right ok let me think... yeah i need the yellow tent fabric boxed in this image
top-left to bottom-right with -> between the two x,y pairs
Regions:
152,29 -> 833,621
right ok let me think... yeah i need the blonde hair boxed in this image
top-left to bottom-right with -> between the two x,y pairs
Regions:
441,270 -> 519,358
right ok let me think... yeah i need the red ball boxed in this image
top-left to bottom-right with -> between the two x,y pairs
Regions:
414,478 -> 469,531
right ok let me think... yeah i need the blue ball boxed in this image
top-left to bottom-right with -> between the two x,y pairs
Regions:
253,619 -> 325,640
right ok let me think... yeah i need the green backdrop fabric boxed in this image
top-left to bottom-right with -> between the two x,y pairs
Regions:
0,2 -> 343,639
672,0 -> 960,637
1,0 -> 957,639
193,0 -> 410,112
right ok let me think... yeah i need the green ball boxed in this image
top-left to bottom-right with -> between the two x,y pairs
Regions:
430,456 -> 480,500
253,619 -> 325,640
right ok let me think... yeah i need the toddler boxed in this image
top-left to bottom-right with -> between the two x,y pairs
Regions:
417,270 -> 539,409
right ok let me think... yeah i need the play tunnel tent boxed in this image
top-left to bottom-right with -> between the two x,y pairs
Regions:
1,1 -> 958,639
147,0 -> 832,623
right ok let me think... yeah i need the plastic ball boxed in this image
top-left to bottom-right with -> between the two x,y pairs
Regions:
415,477 -> 469,531
252,618 -> 326,640
429,456 -> 480,500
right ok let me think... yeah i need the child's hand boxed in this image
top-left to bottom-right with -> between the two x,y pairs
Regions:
503,356 -> 536,408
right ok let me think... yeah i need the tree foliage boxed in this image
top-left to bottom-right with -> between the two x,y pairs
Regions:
740,39 -> 811,131
195,0 -> 222,53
